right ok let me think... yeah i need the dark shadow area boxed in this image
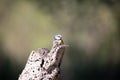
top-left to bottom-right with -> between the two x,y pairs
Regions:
0,41 -> 23,80
62,41 -> 120,80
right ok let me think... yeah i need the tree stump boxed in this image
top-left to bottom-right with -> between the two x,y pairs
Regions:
18,35 -> 67,80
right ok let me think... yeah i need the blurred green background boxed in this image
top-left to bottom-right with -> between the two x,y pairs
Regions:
0,0 -> 120,80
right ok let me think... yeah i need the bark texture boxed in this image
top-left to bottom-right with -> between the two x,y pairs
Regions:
18,41 -> 67,80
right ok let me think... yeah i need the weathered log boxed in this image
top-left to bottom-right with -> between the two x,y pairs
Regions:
18,35 -> 68,80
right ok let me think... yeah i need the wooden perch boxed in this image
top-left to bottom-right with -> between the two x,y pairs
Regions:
18,35 -> 67,80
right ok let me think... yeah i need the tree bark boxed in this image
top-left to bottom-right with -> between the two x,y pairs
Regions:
18,44 -> 67,80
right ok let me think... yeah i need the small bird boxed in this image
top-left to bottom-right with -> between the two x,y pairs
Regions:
53,34 -> 64,45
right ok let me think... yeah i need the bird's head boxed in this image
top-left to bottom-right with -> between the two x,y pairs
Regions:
54,34 -> 62,40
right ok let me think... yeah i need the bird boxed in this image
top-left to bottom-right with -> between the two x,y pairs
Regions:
53,34 -> 64,45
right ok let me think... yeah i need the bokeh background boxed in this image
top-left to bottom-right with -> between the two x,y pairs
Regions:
0,0 -> 120,80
